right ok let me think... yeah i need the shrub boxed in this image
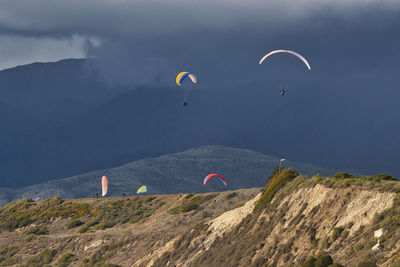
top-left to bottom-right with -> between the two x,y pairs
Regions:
157,202 -> 166,208
225,192 -> 238,199
254,168 -> 299,212
78,220 -> 99,234
315,253 -> 333,267
331,227 -> 344,242
55,253 -> 77,267
333,172 -> 355,179
185,194 -> 195,199
93,223 -> 108,230
0,246 -> 18,258
25,226 -> 48,236
25,234 -> 36,242
372,174 -> 395,181
301,256 -> 316,267
145,196 -> 156,203
21,248 -> 57,267
169,195 -> 215,214
67,220 -> 84,229
0,246 -> 19,265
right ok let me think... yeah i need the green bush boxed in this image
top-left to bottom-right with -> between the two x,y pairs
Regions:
169,195 -> 215,214
300,253 -> 342,267
0,246 -> 18,258
225,192 -> 238,199
25,234 -> 36,242
331,227 -> 344,242
301,256 -> 316,267
157,202 -> 166,208
185,194 -> 195,199
21,248 -> 57,267
55,253 -> 77,267
372,174 -> 395,181
145,196 -> 156,203
266,163 -> 281,184
78,220 -> 99,234
333,172 -> 355,179
254,168 -> 299,213
316,253 -> 333,267
25,226 -> 48,236
0,246 -> 19,265
67,219 -> 84,229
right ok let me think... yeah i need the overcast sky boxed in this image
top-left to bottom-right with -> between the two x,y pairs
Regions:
0,0 -> 400,180
0,0 -> 399,87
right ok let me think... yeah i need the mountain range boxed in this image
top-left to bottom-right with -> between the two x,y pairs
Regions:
0,146 -> 349,206
0,58 -> 398,189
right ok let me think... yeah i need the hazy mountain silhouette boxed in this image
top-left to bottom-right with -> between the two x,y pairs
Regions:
0,146 -> 347,205
0,59 -> 397,188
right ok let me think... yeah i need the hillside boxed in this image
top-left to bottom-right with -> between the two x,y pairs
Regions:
0,146 -> 348,206
0,170 -> 399,266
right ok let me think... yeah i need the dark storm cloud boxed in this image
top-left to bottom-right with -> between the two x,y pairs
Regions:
1,0 -> 400,179
0,0 -> 399,84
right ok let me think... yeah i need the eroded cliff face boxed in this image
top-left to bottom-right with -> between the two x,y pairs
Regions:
0,172 -> 399,267
150,173 -> 400,267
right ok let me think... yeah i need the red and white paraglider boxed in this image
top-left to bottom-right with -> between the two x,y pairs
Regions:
203,174 -> 227,186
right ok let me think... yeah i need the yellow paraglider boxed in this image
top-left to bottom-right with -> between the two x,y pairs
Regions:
176,72 -> 197,86
176,72 -> 197,106
137,185 -> 147,194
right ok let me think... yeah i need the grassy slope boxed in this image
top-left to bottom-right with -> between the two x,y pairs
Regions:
0,188 -> 260,266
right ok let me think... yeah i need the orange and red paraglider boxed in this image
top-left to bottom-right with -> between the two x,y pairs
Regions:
203,174 -> 227,186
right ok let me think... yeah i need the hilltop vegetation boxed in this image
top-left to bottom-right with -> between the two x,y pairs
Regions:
0,170 -> 400,266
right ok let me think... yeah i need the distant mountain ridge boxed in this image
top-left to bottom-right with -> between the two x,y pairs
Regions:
0,146 -> 366,206
0,58 -> 397,188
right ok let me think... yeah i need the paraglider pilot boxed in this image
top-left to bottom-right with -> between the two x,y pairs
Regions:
183,102 -> 187,107
280,89 -> 285,96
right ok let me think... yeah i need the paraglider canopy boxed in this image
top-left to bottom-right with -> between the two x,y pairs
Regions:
203,174 -> 227,186
259,50 -> 311,70
137,185 -> 147,194
176,72 -> 197,86
101,176 -> 109,197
